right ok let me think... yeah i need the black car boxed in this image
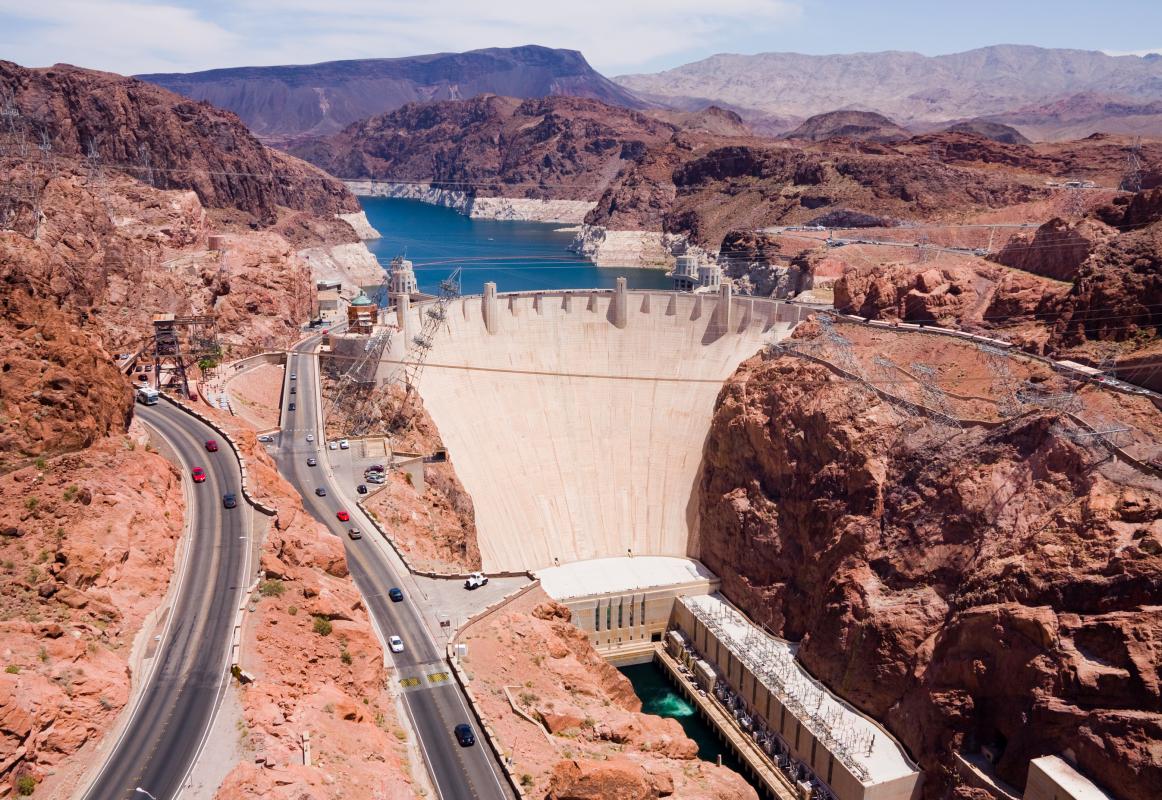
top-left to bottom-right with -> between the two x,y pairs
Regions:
288,402 -> 296,411
388,587 -> 404,602
307,457 -> 317,466
453,724 -> 476,747
290,386 -> 296,394
222,492 -> 237,509
356,484 -> 368,494
315,487 -> 327,497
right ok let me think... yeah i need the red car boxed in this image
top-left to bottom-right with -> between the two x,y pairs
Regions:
191,467 -> 207,483
205,440 -> 219,452
336,510 -> 350,522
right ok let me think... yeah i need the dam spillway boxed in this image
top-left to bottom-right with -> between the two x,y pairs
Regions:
387,281 -> 807,572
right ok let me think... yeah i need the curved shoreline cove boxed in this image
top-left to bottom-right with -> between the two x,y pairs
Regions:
359,197 -> 673,295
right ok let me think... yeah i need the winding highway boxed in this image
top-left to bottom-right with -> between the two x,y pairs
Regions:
273,335 -> 511,800
81,403 -> 249,800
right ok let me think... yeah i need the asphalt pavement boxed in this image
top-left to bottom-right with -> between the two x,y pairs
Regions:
81,403 -> 250,800
272,336 -> 512,800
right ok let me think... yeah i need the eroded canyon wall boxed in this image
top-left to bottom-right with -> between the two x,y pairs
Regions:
698,349 -> 1162,799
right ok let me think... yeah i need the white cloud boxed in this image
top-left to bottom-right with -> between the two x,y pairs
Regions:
1101,48 -> 1162,57
0,0 -> 803,75
0,1 -> 244,74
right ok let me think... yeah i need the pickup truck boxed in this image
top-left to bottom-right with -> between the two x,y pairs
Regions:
464,572 -> 488,590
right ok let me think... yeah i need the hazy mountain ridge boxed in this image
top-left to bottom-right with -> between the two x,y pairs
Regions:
140,45 -> 646,138
616,45 -> 1162,139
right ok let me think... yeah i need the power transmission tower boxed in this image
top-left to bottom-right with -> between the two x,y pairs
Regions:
975,343 -> 1022,417
0,92 -> 27,158
910,363 -> 963,429
872,355 -> 917,423
916,233 -> 932,263
404,268 -> 461,392
1120,137 -> 1143,193
138,142 -> 155,187
1065,184 -> 1086,217
1016,379 -> 1081,414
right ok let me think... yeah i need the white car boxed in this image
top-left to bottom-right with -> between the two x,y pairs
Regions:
389,635 -> 404,653
338,439 -> 350,450
306,434 -> 314,443
329,441 -> 338,450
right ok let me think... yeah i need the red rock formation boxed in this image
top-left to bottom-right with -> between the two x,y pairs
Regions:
1052,222 -> 1162,346
0,287 -> 132,470
782,110 -> 911,143
0,433 -> 186,794
833,257 -> 1066,331
288,94 -> 679,201
0,60 -> 359,224
991,217 -> 1116,281
698,350 -> 1162,799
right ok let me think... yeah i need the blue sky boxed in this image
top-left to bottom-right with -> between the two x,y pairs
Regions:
1,0 -> 1159,76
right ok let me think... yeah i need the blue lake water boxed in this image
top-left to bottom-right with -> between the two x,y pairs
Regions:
620,662 -> 748,776
359,196 -> 673,295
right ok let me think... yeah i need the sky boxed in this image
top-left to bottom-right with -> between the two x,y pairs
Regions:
1,0 -> 1160,77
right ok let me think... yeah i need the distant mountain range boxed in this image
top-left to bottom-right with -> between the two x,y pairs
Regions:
139,44 -> 1162,143
615,45 -> 1162,139
138,45 -> 643,138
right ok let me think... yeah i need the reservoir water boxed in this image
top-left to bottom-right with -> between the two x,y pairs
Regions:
359,196 -> 673,295
620,662 -> 748,776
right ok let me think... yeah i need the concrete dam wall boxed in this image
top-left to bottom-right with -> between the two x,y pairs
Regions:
387,283 -> 806,572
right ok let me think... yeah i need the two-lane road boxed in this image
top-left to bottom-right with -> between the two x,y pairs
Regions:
274,338 -> 511,800
82,403 -> 249,800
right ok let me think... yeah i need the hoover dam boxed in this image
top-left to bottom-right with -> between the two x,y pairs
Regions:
385,280 -> 808,572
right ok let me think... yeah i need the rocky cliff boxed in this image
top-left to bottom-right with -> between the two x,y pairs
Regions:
698,331 -> 1162,799
782,110 -> 911,143
288,94 -> 680,203
142,46 -> 646,138
832,187 -> 1162,383
991,217 -> 1116,281
0,429 -> 186,796
0,61 -> 359,226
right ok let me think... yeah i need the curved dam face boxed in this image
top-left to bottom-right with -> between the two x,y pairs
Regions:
390,284 -> 805,572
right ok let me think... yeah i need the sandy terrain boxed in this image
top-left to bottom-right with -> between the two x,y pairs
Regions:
225,363 -> 286,432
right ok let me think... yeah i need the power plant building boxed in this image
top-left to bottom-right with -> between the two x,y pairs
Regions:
670,593 -> 922,800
